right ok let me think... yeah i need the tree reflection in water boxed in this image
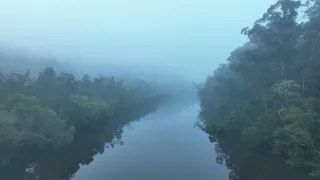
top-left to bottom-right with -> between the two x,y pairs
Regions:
210,132 -> 312,180
0,96 -> 167,180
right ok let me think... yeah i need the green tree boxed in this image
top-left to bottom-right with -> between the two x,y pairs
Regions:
198,0 -> 320,176
1,93 -> 74,150
0,111 -> 23,166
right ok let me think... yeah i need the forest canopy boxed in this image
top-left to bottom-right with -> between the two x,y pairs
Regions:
198,0 -> 320,177
0,66 -> 166,166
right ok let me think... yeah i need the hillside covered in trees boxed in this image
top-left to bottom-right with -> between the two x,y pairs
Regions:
198,0 -> 320,177
0,65 -> 168,168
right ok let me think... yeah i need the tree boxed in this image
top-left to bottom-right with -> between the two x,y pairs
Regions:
1,93 -> 74,150
0,111 -> 23,166
198,0 -> 320,176
0,65 -> 167,169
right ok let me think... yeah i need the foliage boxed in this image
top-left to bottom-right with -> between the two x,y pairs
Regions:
1,93 -> 74,150
0,110 -> 23,166
63,94 -> 114,125
198,0 -> 320,176
0,97 -> 165,180
0,66 -> 163,166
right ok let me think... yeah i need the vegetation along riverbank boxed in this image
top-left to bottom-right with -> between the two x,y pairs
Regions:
198,0 -> 320,177
0,66 -> 168,169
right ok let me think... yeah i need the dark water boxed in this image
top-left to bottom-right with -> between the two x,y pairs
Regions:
1,100 -> 313,180
72,103 -> 228,180
71,102 -> 311,180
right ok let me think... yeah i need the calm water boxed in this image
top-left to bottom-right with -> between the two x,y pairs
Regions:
72,102 -> 311,180
1,100 -> 312,180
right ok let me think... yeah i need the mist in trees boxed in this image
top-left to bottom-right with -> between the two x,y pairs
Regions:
198,0 -> 320,177
0,61 -> 171,170
3,0 -> 319,179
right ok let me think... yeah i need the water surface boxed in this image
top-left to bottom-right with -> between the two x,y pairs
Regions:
72,102 -> 311,180
1,100 -> 312,180
73,103 -> 228,180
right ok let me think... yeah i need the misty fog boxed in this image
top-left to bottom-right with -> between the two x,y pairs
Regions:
0,0 -> 276,82
2,1 -> 320,180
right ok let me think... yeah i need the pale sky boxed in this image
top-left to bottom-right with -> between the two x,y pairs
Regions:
0,0 -> 277,81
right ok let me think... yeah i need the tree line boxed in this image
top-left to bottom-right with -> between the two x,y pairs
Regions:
198,0 -> 320,177
0,66 -> 166,167
0,96 -> 165,180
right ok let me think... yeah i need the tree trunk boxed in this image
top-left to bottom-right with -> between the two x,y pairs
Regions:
58,102 -> 64,118
264,102 -> 268,115
302,74 -> 305,99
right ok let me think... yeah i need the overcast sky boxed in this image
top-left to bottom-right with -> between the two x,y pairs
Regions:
0,0 -> 277,81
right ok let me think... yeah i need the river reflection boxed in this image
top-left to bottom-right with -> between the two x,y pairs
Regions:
211,133 -> 312,180
73,102 -> 311,180
1,100 -> 313,180
0,96 -> 167,180
73,102 -> 227,180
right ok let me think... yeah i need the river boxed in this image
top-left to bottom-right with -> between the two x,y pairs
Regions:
71,101 -> 312,180
1,100 -> 313,180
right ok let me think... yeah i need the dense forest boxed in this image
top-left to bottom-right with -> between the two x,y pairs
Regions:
0,97 -> 165,180
0,65 -> 168,169
198,0 -> 320,177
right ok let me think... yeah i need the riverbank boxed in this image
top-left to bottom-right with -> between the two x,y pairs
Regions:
0,97 -> 166,180
197,0 -> 320,177
1,102 -> 314,180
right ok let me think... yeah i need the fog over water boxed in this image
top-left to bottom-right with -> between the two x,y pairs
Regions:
1,1 -> 317,180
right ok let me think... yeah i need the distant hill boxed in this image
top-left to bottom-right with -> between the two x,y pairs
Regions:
0,45 -> 197,99
0,45 -> 75,76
